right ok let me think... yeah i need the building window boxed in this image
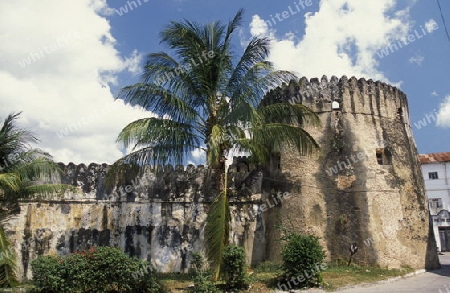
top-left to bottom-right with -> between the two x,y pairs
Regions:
429,172 -> 439,180
429,198 -> 443,209
376,148 -> 392,165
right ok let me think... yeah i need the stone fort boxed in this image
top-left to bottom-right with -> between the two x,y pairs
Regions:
2,75 -> 440,279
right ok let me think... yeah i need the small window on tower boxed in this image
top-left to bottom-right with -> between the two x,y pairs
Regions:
376,151 -> 383,165
376,148 -> 392,165
332,100 -> 340,110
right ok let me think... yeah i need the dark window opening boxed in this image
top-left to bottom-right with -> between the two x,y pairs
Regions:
376,148 -> 392,165
376,152 -> 383,165
429,172 -> 439,180
397,108 -> 404,121
270,152 -> 281,173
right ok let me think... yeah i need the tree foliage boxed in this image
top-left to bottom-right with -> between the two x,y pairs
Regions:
110,9 -> 320,279
0,112 -> 73,287
280,232 -> 326,289
222,245 -> 249,290
31,246 -> 165,293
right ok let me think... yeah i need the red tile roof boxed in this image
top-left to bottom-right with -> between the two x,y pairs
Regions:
419,152 -> 450,164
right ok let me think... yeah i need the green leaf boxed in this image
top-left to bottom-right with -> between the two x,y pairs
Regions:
205,191 -> 230,280
0,225 -> 18,288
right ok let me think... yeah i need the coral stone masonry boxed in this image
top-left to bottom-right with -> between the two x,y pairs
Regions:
1,76 -> 440,280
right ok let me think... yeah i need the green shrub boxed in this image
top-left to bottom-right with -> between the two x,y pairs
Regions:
222,245 -> 249,290
31,246 -> 165,293
190,252 -> 218,293
280,232 -> 326,289
30,255 -> 67,292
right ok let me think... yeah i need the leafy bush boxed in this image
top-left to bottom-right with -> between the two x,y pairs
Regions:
280,232 -> 326,289
30,255 -> 67,292
190,252 -> 218,293
221,245 -> 249,290
31,246 -> 165,293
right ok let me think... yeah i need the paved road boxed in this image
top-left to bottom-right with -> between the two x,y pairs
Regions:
336,253 -> 450,293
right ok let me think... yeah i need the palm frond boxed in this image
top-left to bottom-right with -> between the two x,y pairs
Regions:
226,37 -> 270,96
229,63 -> 296,108
251,123 -> 320,156
143,51 -> 181,82
223,100 -> 260,127
223,9 -> 244,47
117,117 -> 202,152
257,102 -> 321,127
0,112 -> 37,167
117,83 -> 200,124
0,174 -> 20,195
205,191 -> 230,280
110,117 -> 204,181
18,184 -> 74,200
207,124 -> 231,166
233,137 -> 271,163
142,53 -> 207,105
0,225 -> 18,288
9,157 -> 62,183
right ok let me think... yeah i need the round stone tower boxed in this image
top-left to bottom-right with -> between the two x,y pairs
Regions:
262,75 -> 440,270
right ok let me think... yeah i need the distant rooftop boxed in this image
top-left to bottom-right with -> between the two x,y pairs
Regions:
419,152 -> 450,164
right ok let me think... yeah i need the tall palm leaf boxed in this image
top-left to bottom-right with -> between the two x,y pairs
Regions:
112,9 -> 320,279
0,112 -> 73,287
0,226 -> 17,288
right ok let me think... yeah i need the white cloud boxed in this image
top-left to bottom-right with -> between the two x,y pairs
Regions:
191,148 -> 204,159
437,95 -> 450,127
123,49 -> 144,75
408,54 -> 424,65
425,19 -> 439,33
248,0 -> 414,83
187,148 -> 206,166
431,91 -> 439,96
0,0 -> 149,164
89,0 -> 115,16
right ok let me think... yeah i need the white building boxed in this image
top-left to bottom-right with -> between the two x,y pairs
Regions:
419,152 -> 450,252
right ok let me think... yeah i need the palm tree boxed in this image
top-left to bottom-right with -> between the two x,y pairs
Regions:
111,9 -> 320,279
0,112 -> 71,287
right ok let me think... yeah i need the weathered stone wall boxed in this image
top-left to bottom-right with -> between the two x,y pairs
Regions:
1,75 -> 439,280
2,159 -> 268,279
263,75 -> 440,270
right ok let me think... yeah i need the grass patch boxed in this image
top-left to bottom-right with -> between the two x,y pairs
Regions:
157,272 -> 194,292
10,262 -> 414,292
158,262 -> 415,292
322,263 -> 414,291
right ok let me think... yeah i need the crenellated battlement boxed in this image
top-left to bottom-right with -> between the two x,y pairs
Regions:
54,156 -> 262,202
264,75 -> 409,120
57,158 -> 255,181
58,162 -> 207,174
4,76 -> 438,279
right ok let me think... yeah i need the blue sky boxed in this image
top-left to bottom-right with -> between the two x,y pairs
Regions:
0,0 -> 449,164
